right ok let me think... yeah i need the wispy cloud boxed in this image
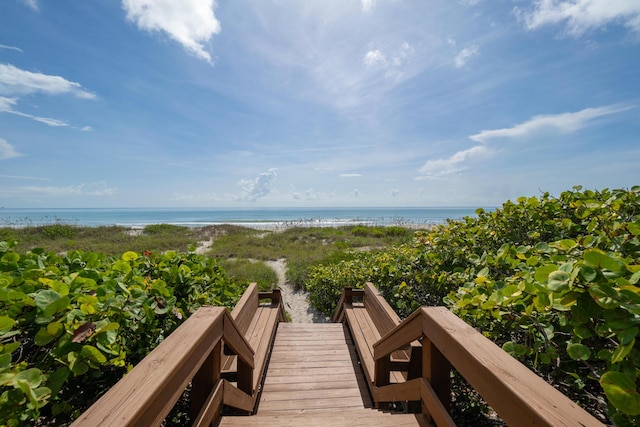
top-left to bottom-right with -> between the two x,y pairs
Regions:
0,138 -> 22,160
238,168 -> 278,201
454,44 -> 479,68
0,64 -> 95,99
122,0 -> 221,63
0,45 -> 23,52
0,96 -> 69,127
0,181 -> 117,198
516,0 -> 640,35
21,0 -> 38,11
418,145 -> 489,178
363,42 -> 415,78
470,105 -> 633,143
340,173 -> 363,177
417,105 -> 632,180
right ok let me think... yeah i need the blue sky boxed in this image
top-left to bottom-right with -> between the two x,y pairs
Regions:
0,0 -> 638,208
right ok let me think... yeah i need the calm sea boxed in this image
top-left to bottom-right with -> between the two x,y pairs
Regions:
0,207 -> 487,229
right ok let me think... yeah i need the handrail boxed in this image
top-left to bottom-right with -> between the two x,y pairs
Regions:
72,287 -> 284,426
332,287 -> 364,322
370,306 -> 604,427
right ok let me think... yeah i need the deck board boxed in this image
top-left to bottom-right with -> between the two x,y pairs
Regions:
219,322 -> 430,426
256,323 -> 371,414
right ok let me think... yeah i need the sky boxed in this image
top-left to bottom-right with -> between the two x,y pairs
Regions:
0,0 -> 639,208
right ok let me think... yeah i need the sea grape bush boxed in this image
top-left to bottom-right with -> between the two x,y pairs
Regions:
0,242 -> 242,426
306,186 -> 640,424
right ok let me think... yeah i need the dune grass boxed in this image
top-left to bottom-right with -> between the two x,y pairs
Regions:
1,222 -> 419,289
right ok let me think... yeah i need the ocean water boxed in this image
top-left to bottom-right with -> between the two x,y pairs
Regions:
0,207 -> 487,229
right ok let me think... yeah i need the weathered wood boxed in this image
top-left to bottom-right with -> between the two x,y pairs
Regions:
192,379 -> 224,427
71,307 -> 226,427
258,323 -> 372,415
373,378 -> 422,402
222,379 -> 254,413
421,306 -> 603,427
231,283 -> 259,335
219,409 -> 431,426
373,308 -> 423,361
364,282 -> 401,334
421,335 -> 451,416
419,378 -> 455,427
191,341 -> 222,421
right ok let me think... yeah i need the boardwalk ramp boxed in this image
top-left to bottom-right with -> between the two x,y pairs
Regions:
219,323 -> 428,426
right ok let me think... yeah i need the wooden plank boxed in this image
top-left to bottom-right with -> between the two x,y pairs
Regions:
422,306 -> 604,427
192,379 -> 224,427
258,396 -> 366,412
220,411 -> 430,426
419,378 -> 455,427
263,372 -> 359,385
373,378 -> 422,402
262,380 -> 361,393
373,308 -> 423,361
260,387 -> 364,403
344,307 -> 375,385
230,283 -> 259,335
250,307 -> 280,392
71,307 -> 226,427
222,379 -> 254,413
364,283 -> 400,335
191,341 -> 222,420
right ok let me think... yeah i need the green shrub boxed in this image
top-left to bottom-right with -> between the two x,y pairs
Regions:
0,242 -> 242,425
305,186 -> 640,424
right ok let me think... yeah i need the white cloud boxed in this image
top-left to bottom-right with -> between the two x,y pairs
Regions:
0,96 -> 69,127
419,145 -> 489,177
340,173 -> 363,177
0,45 -> 23,52
364,42 -> 415,78
122,0 -> 221,63
470,105 -> 632,143
516,0 -> 640,35
21,0 -> 38,11
454,44 -> 479,68
238,168 -> 278,201
0,138 -> 22,160
361,0 -> 375,13
0,64 -> 95,99
364,50 -> 386,67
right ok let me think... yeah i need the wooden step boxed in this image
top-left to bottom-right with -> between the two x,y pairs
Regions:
219,323 -> 431,425
219,408 -> 431,426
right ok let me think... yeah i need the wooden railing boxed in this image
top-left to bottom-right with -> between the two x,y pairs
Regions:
372,306 -> 604,427
72,288 -> 284,427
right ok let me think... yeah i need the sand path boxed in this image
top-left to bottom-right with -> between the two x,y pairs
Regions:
264,259 -> 330,323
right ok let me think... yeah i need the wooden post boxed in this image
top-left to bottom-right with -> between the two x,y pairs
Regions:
236,356 -> 253,401
422,335 -> 451,420
190,341 -> 222,421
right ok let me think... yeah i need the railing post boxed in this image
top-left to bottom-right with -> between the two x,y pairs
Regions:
422,335 -> 451,420
236,357 -> 253,399
190,341 -> 222,421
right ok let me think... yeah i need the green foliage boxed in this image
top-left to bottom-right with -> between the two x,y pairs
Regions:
0,242 -> 241,425
306,186 -> 640,424
217,259 -> 278,291
0,225 -> 201,255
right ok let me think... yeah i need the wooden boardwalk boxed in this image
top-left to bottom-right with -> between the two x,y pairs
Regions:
219,323 -> 428,426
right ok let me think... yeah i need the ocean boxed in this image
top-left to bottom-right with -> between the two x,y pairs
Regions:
0,207 -> 487,229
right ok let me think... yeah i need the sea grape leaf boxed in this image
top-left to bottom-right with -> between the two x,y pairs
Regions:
548,270 -> 570,292
611,339 -> 635,364
600,372 -> 640,415
0,316 -> 15,332
566,343 -> 591,361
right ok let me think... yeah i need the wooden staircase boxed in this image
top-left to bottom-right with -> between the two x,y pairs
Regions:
73,283 -> 604,427
219,323 -> 429,426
